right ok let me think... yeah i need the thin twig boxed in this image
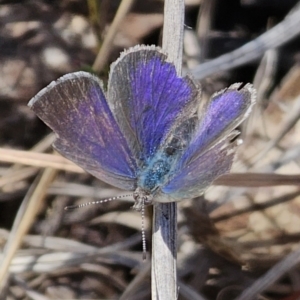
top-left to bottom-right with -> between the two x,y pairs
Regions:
0,148 -> 83,173
212,190 -> 300,222
248,95 -> 300,166
151,0 -> 184,299
196,0 -> 217,62
191,1 -> 300,79
179,280 -> 209,300
244,49 -> 278,136
120,262 -> 151,300
3,147 -> 300,188
235,244 -> 300,300
214,172 -> 300,187
0,168 -> 57,292
92,0 -> 135,73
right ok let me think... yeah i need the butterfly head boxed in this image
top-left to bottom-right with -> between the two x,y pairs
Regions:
133,187 -> 154,211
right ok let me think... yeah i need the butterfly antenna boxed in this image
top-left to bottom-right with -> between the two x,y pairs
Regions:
64,194 -> 133,210
141,199 -> 147,260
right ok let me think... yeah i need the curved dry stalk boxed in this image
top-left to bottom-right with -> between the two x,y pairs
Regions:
235,244 -> 300,300
0,168 -> 57,292
0,148 -> 83,173
191,2 -> 300,80
92,0 -> 136,73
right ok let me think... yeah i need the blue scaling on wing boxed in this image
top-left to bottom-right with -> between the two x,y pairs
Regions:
28,72 -> 137,190
107,45 -> 200,164
161,84 -> 255,199
161,133 -> 238,199
177,83 -> 255,168
28,46 -> 256,208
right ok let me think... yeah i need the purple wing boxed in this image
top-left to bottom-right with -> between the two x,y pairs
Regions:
107,45 -> 201,162
161,84 -> 255,198
28,72 -> 137,190
161,135 -> 237,199
179,83 -> 255,168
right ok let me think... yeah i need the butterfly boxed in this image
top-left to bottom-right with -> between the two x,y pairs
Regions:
28,45 -> 255,211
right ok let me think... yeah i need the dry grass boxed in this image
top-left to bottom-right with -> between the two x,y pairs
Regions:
1,0 -> 300,299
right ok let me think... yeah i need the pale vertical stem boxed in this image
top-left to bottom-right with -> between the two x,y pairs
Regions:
162,0 -> 185,73
151,0 -> 185,299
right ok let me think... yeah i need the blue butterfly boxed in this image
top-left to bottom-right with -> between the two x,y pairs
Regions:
28,45 -> 255,210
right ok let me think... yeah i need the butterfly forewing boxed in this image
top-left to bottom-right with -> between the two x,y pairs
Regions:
28,72 -> 137,190
108,45 -> 201,164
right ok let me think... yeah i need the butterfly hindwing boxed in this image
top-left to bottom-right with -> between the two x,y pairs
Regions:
161,84 -> 255,199
161,134 -> 237,199
179,84 -> 255,167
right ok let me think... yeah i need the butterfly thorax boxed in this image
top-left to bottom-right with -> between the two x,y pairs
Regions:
133,145 -> 179,210
134,117 -> 198,209
138,153 -> 172,190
